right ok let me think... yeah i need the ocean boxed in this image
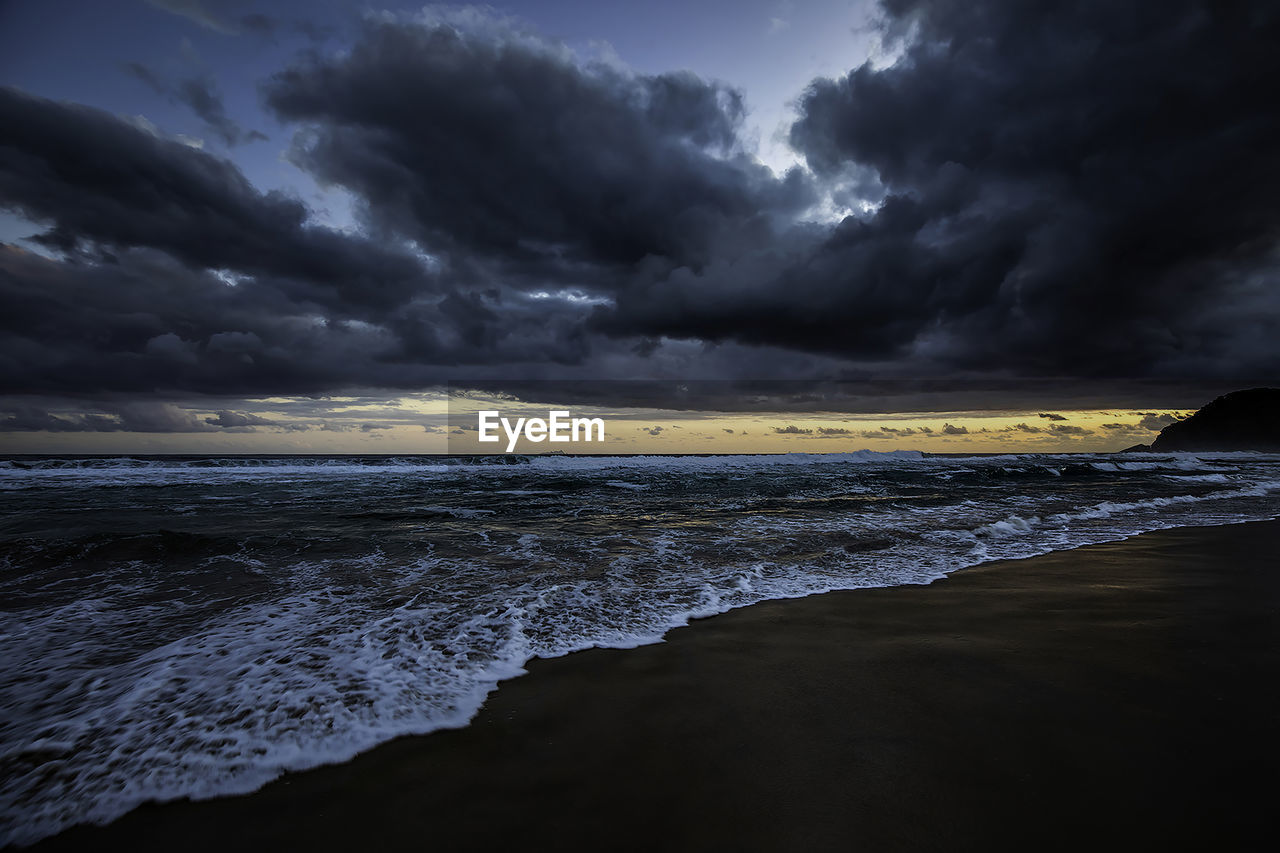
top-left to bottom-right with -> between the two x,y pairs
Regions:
2,451 -> 1278,845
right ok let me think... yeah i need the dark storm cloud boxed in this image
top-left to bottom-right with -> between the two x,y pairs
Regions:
262,12 -> 812,281
0,405 -> 105,432
0,14 -> 819,411
448,378 -> 1243,416
2,81 -> 613,398
203,410 -> 277,428
0,401 -> 215,432
600,0 -> 1280,377
0,87 -> 428,311
1037,413 -> 1067,421
0,244 -> 346,396
0,244 -> 607,398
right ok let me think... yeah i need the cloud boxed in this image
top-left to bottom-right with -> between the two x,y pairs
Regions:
203,410 -> 277,428
144,0 -> 238,35
598,0 -> 1280,378
1138,412 -> 1180,431
0,402 -> 214,432
0,401 -> 323,434
0,21 -> 812,409
0,87 -> 424,304
0,88 -> 608,399
174,76 -> 267,147
262,12 -> 812,280
1101,422 -> 1148,436
123,64 -> 265,147
941,423 -> 967,435
0,405 -> 104,432
121,61 -> 166,92
452,378 -> 1238,416
1037,413 -> 1067,421
773,424 -> 814,434
5,2 -> 1279,426
1048,424 -> 1091,436
239,14 -> 277,36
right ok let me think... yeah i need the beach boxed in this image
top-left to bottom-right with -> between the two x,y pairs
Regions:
28,518 -> 1279,851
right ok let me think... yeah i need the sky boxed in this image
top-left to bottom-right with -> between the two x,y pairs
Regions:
1,0 -> 1277,453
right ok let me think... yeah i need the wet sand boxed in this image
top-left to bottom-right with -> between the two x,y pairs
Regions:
32,520 -> 1280,851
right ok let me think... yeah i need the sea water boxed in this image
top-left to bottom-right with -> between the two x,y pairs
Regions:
1,451 -> 1278,844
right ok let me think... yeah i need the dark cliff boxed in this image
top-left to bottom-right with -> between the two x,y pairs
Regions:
1134,388 -> 1280,452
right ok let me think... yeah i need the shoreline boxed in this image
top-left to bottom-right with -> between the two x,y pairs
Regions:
28,517 -> 1280,851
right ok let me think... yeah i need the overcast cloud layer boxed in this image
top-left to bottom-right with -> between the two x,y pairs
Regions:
2,0 -> 1277,426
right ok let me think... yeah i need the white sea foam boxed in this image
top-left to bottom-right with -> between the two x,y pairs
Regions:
974,515 -> 1041,537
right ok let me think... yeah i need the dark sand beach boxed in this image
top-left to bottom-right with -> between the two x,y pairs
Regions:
32,520 -> 1280,852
